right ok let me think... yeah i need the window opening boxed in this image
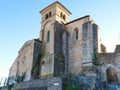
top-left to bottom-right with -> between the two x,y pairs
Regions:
47,31 -> 50,42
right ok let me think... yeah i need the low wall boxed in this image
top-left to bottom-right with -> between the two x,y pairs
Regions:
14,77 -> 62,90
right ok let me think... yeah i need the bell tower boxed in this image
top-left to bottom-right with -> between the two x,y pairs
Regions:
39,1 -> 71,78
40,1 -> 71,41
39,1 -> 71,54
40,1 -> 71,27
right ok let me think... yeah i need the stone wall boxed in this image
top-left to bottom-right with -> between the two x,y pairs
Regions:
31,39 -> 42,80
78,76 -> 102,90
82,21 -> 94,67
101,44 -> 106,53
65,16 -> 100,74
54,21 -> 63,76
93,23 -> 101,52
8,39 -> 42,84
54,22 -> 63,56
8,58 -> 19,84
13,77 -> 62,90
39,21 -> 55,78
40,54 -> 54,78
39,21 -> 63,78
41,21 -> 55,55
65,16 -> 90,74
82,21 -> 100,67
98,45 -> 120,84
62,27 -> 69,74
8,40 -> 34,84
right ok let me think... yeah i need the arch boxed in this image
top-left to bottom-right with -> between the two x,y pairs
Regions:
41,21 -> 51,42
43,21 -> 51,29
73,27 -> 78,40
49,11 -> 51,17
45,14 -> 49,20
63,15 -> 66,20
106,66 -> 118,84
60,12 -> 63,18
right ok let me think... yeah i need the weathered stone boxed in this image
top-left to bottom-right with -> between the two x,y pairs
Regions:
13,77 -> 62,90
8,39 -> 42,84
101,44 -> 106,53
106,84 -> 120,90
7,1 -> 120,90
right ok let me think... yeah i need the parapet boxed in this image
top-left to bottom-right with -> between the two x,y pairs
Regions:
115,45 -> 120,53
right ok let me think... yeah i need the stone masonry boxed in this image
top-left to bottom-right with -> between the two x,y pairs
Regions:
98,45 -> 120,84
8,39 -> 42,84
7,1 -> 120,90
8,1 -> 103,84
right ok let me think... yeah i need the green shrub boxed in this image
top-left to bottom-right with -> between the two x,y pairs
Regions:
8,83 -> 14,90
66,85 -> 79,90
62,73 -> 80,90
94,49 -> 99,65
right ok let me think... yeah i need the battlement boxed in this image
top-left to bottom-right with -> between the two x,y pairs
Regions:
115,45 -> 120,53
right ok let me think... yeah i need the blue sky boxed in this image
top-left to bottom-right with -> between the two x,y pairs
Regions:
0,0 -> 120,79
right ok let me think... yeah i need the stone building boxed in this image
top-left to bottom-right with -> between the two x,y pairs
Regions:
8,39 -> 42,84
38,1 -> 102,78
8,1 -> 120,89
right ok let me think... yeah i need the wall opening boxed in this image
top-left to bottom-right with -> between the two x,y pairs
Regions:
45,14 -> 48,20
60,12 -> 63,18
49,12 -> 51,17
47,31 -> 50,42
63,15 -> 66,20
74,27 -> 78,40
106,67 -> 118,84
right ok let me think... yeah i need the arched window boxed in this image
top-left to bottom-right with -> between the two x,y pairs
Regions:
45,11 -> 51,20
76,30 -> 78,40
60,12 -> 66,21
45,14 -> 48,20
63,15 -> 66,20
60,12 -> 63,18
74,28 -> 78,40
47,31 -> 50,42
49,12 -> 51,17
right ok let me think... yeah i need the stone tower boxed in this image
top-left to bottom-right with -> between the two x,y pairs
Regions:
39,1 -> 71,78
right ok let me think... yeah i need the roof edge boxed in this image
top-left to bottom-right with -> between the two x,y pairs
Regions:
40,1 -> 71,15
65,15 -> 90,25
